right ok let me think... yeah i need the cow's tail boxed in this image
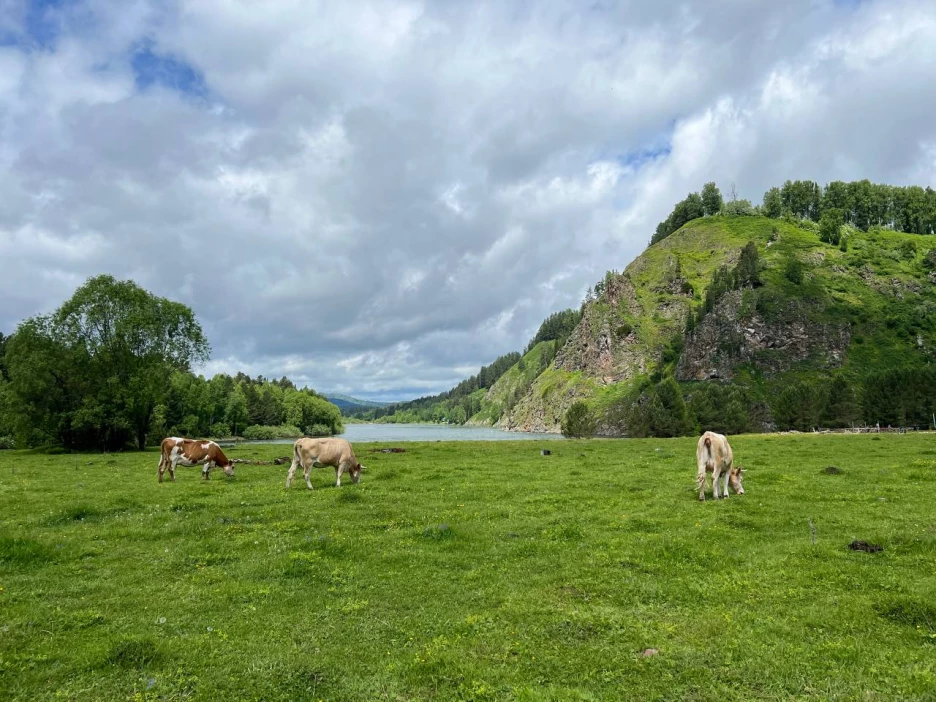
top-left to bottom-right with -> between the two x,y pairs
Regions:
292,441 -> 301,468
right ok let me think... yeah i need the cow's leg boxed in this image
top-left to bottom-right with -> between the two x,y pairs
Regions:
168,457 -> 177,482
303,461 -> 314,490
697,465 -> 707,501
286,459 -> 299,488
202,460 -> 212,481
711,466 -> 722,499
335,463 -> 346,488
158,455 -> 166,483
721,470 -> 731,499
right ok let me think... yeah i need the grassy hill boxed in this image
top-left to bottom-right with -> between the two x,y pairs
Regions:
466,341 -> 559,426
502,215 -> 936,434
353,187 -> 935,436
2,435 -> 935,699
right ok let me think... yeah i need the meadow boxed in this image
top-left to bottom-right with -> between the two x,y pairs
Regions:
1,434 -> 935,701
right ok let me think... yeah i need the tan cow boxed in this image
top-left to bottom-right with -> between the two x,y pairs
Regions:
158,437 -> 235,482
286,437 -> 362,490
696,431 -> 744,501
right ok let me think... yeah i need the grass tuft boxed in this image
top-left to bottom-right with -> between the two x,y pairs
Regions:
0,535 -> 54,567
876,598 -> 936,632
105,638 -> 167,669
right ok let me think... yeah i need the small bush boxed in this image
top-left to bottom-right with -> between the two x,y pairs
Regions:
307,424 -> 334,436
242,425 -> 303,440
784,259 -> 804,285
0,435 -> 15,450
561,402 -> 596,438
720,199 -> 756,216
208,422 -> 230,438
923,249 -> 936,270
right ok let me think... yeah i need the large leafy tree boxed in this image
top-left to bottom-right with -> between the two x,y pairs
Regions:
819,208 -> 845,245
4,275 -> 209,450
701,182 -> 723,216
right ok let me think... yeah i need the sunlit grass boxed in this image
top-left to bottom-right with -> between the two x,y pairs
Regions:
1,434 -> 934,700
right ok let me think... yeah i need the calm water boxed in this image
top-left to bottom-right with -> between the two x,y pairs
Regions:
256,423 -> 564,444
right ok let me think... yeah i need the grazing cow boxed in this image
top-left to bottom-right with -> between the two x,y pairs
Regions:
158,437 -> 235,483
696,431 -> 744,501
287,437 -> 363,490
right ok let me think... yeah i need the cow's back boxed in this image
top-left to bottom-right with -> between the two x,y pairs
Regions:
296,437 -> 354,466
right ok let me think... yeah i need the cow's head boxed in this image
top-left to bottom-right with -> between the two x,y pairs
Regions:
729,466 -> 744,495
349,462 -> 363,484
222,461 -> 235,478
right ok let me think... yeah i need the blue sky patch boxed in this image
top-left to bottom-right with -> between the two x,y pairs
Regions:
1,0 -> 80,50
131,44 -> 208,97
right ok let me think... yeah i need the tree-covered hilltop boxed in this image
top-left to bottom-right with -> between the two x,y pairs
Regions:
0,276 -> 342,451
653,179 -> 936,245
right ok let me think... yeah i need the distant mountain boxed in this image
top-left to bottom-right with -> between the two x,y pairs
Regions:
326,394 -> 393,415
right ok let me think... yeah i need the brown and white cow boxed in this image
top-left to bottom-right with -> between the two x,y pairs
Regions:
157,437 -> 235,483
286,437 -> 362,490
696,431 -> 744,501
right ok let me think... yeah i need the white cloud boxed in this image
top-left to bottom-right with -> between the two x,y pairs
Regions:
1,0 -> 935,399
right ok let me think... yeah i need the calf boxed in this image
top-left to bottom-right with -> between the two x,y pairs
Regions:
696,431 -> 744,501
158,437 -> 235,483
287,437 -> 362,490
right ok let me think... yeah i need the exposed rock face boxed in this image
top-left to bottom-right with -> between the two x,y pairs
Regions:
497,384 -> 586,433
676,290 -> 850,381
553,272 -> 685,385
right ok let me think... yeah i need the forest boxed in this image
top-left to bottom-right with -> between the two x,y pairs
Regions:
652,179 -> 936,245
0,276 -> 342,451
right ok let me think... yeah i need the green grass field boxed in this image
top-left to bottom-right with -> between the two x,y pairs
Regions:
1,434 -> 935,701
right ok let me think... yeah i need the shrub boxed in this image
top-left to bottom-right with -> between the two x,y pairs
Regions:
720,199 -> 756,216
0,435 -> 14,450
208,422 -> 230,438
561,401 -> 596,438
242,424 -> 303,440
784,259 -> 804,284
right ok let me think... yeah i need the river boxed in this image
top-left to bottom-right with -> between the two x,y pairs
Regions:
255,423 -> 564,443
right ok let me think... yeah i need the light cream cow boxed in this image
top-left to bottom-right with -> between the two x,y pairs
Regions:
286,437 -> 363,490
696,431 -> 744,501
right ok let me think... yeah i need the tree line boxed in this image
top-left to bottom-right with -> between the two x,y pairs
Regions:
0,276 -> 342,451
653,179 -> 936,246
563,367 -> 936,439
356,308 -> 583,425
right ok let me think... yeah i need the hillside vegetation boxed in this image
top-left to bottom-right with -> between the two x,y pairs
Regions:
2,435 -> 934,700
374,179 -> 936,436
505,216 -> 935,434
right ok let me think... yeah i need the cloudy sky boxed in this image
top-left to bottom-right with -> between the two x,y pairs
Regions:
1,0 -> 935,401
